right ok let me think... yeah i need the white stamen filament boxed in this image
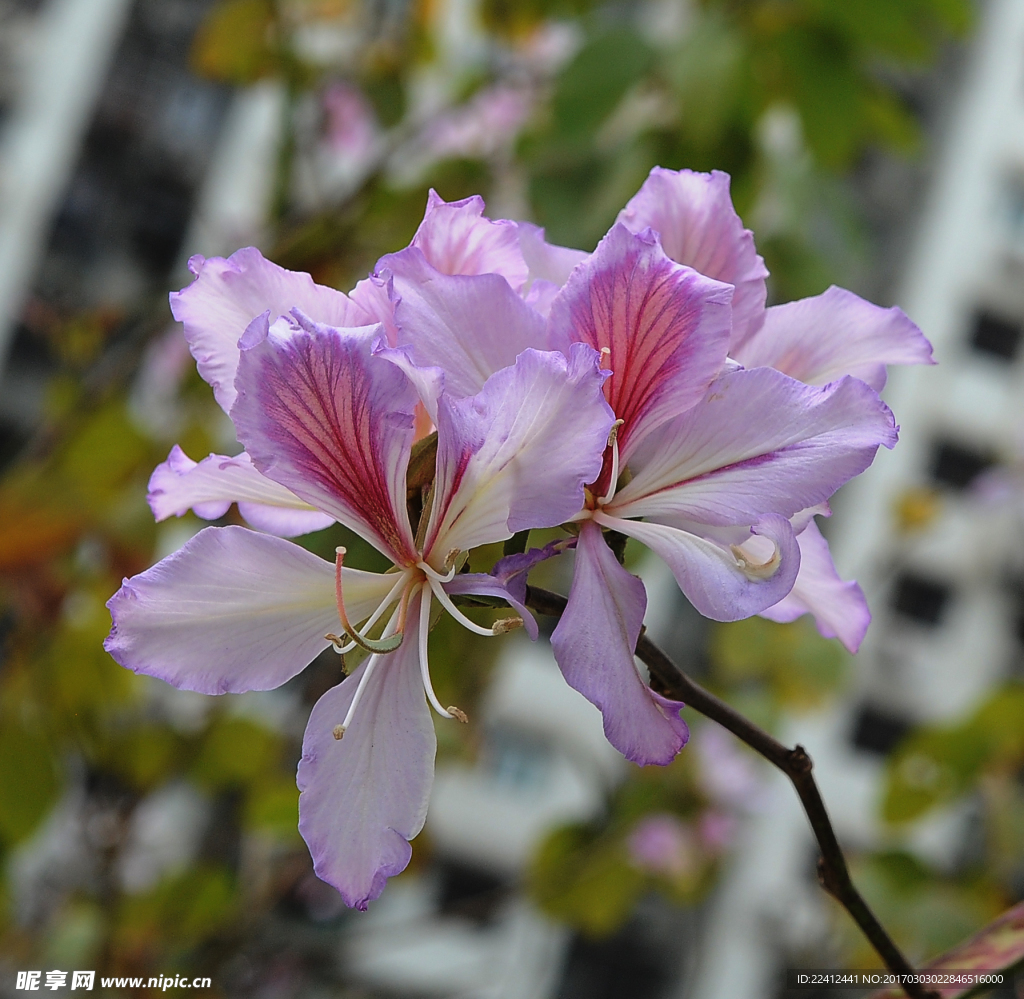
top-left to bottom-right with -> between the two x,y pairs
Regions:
417,559 -> 457,584
425,573 -> 499,636
417,586 -> 457,719
327,569 -> 412,654
335,605 -> 402,735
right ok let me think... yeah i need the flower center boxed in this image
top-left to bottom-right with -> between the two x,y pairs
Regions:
326,547 -> 523,739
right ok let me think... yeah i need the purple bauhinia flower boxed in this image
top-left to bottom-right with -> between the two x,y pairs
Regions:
106,312 -> 614,909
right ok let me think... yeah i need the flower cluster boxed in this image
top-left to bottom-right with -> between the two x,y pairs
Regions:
105,168 -> 932,909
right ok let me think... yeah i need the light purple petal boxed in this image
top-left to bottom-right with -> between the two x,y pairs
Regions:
548,224 -> 732,464
148,445 -> 334,537
381,246 -> 556,397
372,341 -> 446,423
610,368 -> 897,527
104,526 -> 394,694
759,519 -> 870,653
443,573 -> 538,640
732,285 -> 934,391
424,344 -> 614,558
617,168 -> 768,350
170,248 -> 372,412
443,538 -> 578,642
231,313 -> 417,563
518,222 -> 589,290
349,272 -> 400,347
298,594 -> 435,910
551,520 -> 689,765
599,512 -> 801,622
405,189 -> 528,290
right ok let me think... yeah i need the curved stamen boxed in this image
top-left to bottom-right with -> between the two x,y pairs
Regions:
334,548 -> 403,654
417,586 -> 459,720
332,605 -> 403,738
425,574 -> 502,637
417,558 -> 457,584
327,569 -> 412,654
597,419 -> 625,506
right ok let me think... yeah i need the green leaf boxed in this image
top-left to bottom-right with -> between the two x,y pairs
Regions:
0,719 -> 60,846
882,685 -> 1024,823
191,717 -> 281,789
190,0 -> 278,85
552,31 -> 655,142
710,616 -> 846,709
662,13 -> 746,149
528,823 -> 644,936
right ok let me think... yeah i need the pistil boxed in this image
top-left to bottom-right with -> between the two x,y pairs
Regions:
327,550 -> 410,654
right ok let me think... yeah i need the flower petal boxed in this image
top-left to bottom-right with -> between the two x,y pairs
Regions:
381,246 -> 555,398
733,285 -> 934,391
617,168 -> 768,350
518,221 -> 589,290
550,520 -> 689,765
611,368 -> 897,526
148,445 -> 334,537
297,595 -> 435,910
231,313 -> 417,563
169,248 -> 371,412
400,189 -> 528,290
104,526 -> 394,693
759,519 -> 870,653
548,223 -> 732,461
424,344 -> 614,558
599,512 -> 801,622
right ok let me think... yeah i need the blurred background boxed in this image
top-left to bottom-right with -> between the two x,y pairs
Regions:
2,0 -> 1024,996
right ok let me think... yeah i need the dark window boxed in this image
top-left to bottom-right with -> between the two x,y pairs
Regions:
892,572 -> 951,625
851,704 -> 913,756
930,439 -> 994,490
436,861 -> 506,923
970,310 -> 1023,361
557,924 -> 675,999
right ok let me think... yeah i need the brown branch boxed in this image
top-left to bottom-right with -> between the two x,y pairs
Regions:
524,585 -> 938,999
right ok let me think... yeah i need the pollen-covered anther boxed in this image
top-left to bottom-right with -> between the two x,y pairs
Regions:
607,418 -> 625,448
444,548 -> 461,571
729,542 -> 782,579
447,706 -> 469,724
332,724 -> 345,740
492,616 -> 523,635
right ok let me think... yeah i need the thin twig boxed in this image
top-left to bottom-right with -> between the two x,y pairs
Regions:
524,585 -> 938,999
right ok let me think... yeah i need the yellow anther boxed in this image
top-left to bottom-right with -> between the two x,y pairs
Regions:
492,616 -> 524,635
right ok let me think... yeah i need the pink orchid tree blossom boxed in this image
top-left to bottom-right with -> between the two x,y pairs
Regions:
107,312 -> 614,909
108,169 -> 934,909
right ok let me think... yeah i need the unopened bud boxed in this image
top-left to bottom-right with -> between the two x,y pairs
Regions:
447,706 -> 469,724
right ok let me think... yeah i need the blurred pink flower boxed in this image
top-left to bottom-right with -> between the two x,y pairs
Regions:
323,81 -> 376,161
694,724 -> 768,813
424,86 -> 533,161
627,814 -> 697,878
698,810 -> 738,853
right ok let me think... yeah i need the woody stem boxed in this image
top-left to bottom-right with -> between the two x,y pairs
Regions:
524,585 -> 938,999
